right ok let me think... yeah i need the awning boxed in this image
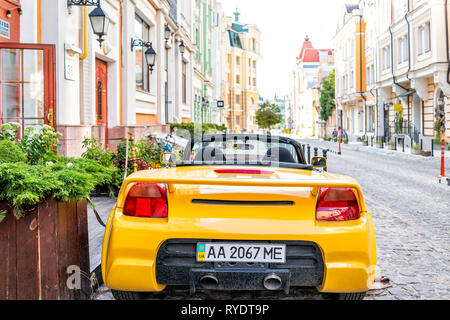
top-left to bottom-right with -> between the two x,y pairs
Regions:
395,90 -> 416,99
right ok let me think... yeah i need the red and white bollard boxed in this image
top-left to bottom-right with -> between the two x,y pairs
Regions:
439,138 -> 449,185
338,137 -> 342,155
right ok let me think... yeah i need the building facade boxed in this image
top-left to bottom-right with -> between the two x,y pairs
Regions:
335,0 -> 450,146
293,36 -> 334,138
221,10 -> 261,133
0,0 -> 196,157
192,0 -> 213,124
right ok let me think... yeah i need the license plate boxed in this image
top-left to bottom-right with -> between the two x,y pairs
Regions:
197,243 -> 286,263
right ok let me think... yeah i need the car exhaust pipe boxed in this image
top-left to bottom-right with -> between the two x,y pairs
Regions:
263,274 -> 283,291
199,275 -> 219,289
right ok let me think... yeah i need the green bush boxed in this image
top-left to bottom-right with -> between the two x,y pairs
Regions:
0,122 -> 20,142
18,125 -> 62,165
169,123 -> 226,137
0,157 -> 116,216
82,137 -> 114,167
0,140 -> 27,164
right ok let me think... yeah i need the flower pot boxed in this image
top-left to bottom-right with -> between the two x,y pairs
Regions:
0,198 -> 90,300
411,149 -> 422,155
362,141 -> 368,146
421,151 -> 431,157
388,145 -> 396,150
376,144 -> 383,149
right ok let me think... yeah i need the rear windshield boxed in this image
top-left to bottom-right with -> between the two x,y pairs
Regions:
187,137 -> 300,164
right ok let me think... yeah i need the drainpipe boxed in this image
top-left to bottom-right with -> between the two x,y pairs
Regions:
389,3 -> 409,92
389,26 -> 409,92
79,6 -> 88,61
356,12 -> 367,134
445,0 -> 450,84
405,1 -> 411,81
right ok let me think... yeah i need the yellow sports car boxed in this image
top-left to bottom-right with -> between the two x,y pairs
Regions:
101,134 -> 376,300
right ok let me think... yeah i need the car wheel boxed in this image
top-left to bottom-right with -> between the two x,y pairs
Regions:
111,290 -> 145,300
333,292 -> 366,300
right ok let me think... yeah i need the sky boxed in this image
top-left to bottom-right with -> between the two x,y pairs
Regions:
221,0 -> 352,99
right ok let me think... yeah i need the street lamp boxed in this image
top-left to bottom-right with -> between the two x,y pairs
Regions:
89,7 -> 110,47
179,41 -> 186,56
145,44 -> 157,74
67,0 -> 110,47
164,25 -> 171,43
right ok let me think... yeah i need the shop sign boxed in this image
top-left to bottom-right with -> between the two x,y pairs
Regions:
0,19 -> 10,39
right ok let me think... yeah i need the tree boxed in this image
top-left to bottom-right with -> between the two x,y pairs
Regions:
319,69 -> 336,122
256,102 -> 283,131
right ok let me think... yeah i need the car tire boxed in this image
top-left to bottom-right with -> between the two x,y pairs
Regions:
111,290 -> 145,300
335,292 -> 366,300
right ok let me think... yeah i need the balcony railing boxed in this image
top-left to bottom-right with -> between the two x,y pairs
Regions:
385,120 -> 421,144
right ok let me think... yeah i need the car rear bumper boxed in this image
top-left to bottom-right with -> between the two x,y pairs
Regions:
102,209 -> 377,294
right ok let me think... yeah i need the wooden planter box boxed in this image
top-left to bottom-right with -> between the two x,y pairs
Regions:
376,144 -> 383,149
388,145 -> 396,150
411,149 -> 422,155
361,141 -> 369,146
421,151 -> 432,157
0,198 -> 90,300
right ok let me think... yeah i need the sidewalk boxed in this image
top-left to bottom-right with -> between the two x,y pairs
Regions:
88,197 -> 116,272
296,137 -> 450,160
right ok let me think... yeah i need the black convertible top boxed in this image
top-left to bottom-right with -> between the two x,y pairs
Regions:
178,134 -> 312,170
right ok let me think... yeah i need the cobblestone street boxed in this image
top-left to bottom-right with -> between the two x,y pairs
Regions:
301,139 -> 450,300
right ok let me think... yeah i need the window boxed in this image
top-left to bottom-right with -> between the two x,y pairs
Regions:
418,22 -> 431,56
382,45 -> 391,70
236,75 -> 240,84
253,60 -> 256,69
236,116 -> 240,126
236,56 -> 240,65
351,39 -> 355,58
366,66 -> 370,86
251,38 -> 257,52
182,62 -> 187,104
351,70 -> 354,89
370,65 -> 375,84
398,36 -> 409,64
135,16 -> 151,92
236,94 -> 240,104
253,78 -> 257,87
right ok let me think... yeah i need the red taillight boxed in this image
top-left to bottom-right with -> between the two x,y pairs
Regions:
316,188 -> 360,221
214,169 -> 274,175
123,183 -> 168,218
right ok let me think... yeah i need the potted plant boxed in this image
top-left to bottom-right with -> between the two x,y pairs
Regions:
411,144 -> 422,155
376,140 -> 383,149
387,141 -> 396,150
342,137 -> 349,144
0,124 -> 116,300
361,137 -> 368,146
421,150 -> 432,157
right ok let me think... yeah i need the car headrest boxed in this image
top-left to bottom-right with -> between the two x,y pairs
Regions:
263,147 -> 296,163
194,147 -> 226,162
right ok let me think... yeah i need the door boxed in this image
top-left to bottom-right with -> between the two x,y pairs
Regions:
0,43 -> 55,137
95,59 -> 108,146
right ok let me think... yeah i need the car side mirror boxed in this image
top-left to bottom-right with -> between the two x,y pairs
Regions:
311,156 -> 327,169
161,152 -> 177,165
